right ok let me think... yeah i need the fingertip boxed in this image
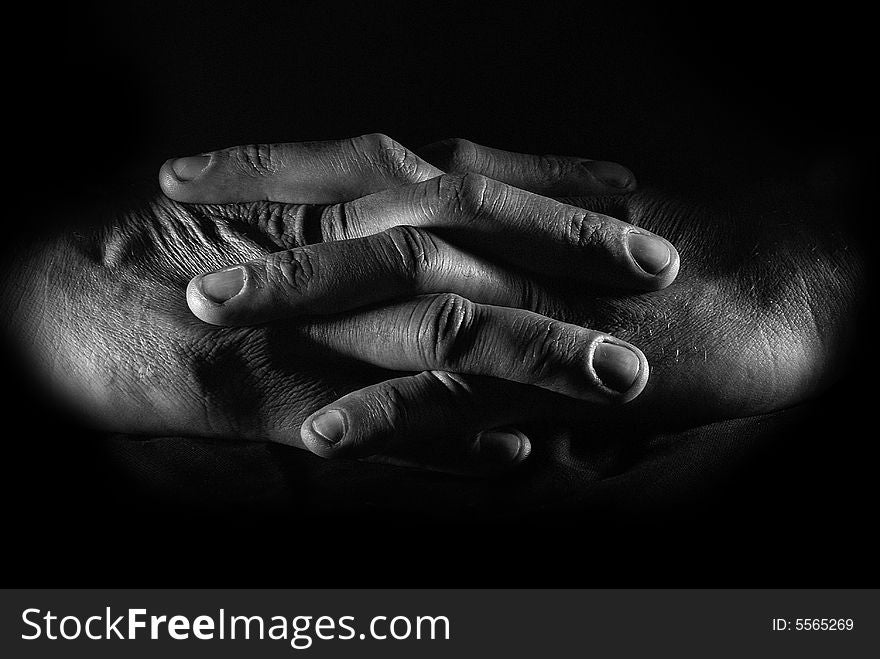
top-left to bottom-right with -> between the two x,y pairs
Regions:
582,160 -> 638,192
626,232 -> 681,291
159,158 -> 184,198
159,155 -> 211,200
171,155 -> 210,181
474,428 -> 532,469
185,275 -> 217,324
300,408 -> 349,459
656,240 -> 681,288
590,339 -> 650,405
641,237 -> 681,291
185,267 -> 247,326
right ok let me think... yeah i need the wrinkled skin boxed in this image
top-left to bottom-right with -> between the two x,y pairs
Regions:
4,171 -> 860,463
554,186 -> 859,423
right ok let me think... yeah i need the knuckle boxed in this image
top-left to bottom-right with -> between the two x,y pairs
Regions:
382,225 -> 438,284
357,132 -> 425,183
241,201 -> 309,249
229,143 -> 281,177
567,211 -> 615,249
518,319 -> 584,382
536,155 -> 564,184
319,203 -> 352,241
435,172 -> 491,218
354,131 -> 398,159
417,293 -> 477,367
264,249 -> 316,294
356,132 -> 395,152
440,137 -> 479,172
424,369 -> 475,398
368,380 -> 411,431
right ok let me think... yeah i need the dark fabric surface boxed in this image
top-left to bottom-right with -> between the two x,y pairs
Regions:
103,408 -> 804,520
3,373 -> 872,585
70,386 -> 871,586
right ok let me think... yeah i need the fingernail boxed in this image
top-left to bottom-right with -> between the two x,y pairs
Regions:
171,155 -> 210,181
200,267 -> 244,303
477,430 -> 526,463
593,343 -> 641,393
627,232 -> 671,275
584,160 -> 635,189
311,410 -> 346,445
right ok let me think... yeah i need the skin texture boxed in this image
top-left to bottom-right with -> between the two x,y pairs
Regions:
166,137 -> 677,465
1,136 -> 862,474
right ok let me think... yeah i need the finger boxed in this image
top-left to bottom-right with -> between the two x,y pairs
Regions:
328,173 -> 679,290
299,294 -> 650,404
159,133 -> 442,204
300,370 -> 537,468
186,226 -> 566,326
363,427 -> 532,476
417,138 -> 636,195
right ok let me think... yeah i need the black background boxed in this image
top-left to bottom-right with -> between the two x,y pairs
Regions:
3,1 -> 875,586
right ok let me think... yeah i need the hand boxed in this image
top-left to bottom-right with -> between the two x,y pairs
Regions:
4,135 -> 661,473
171,137 -> 862,465
162,136 -> 682,467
